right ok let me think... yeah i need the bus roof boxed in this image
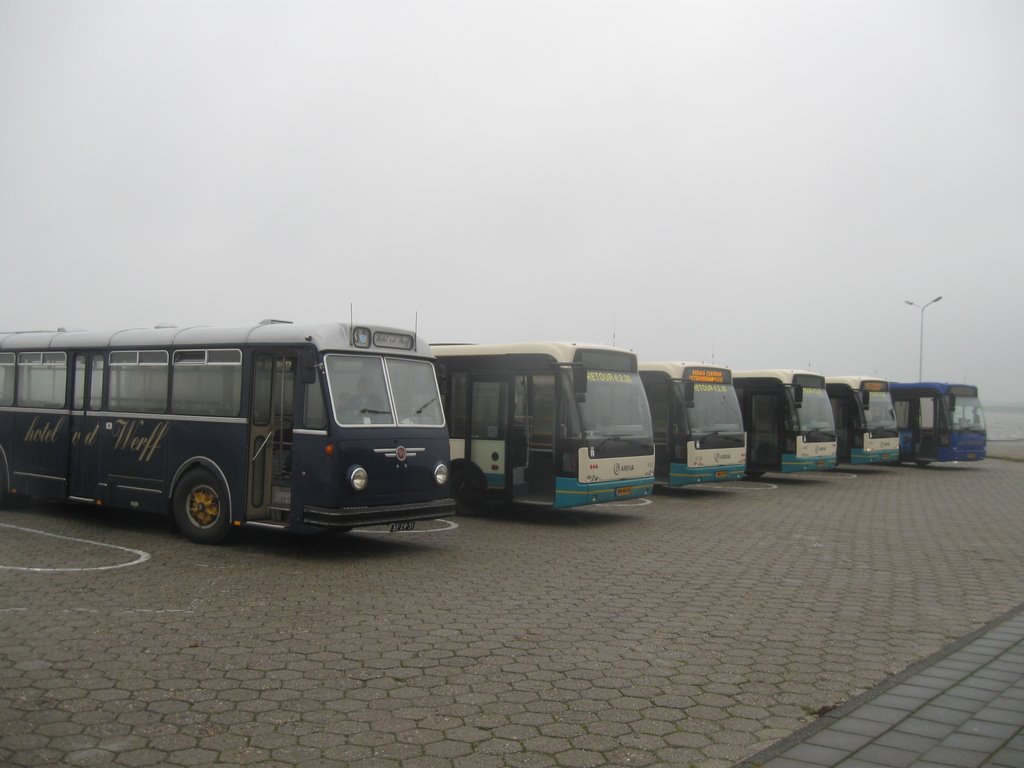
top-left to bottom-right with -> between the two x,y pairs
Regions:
0,321 -> 433,356
732,369 -> 825,385
431,341 -> 632,366
639,362 -> 733,379
825,376 -> 890,391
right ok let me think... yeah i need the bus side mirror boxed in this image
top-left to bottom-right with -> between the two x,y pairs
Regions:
682,381 -> 695,406
573,365 -> 587,401
861,390 -> 871,408
299,352 -> 318,384
793,385 -> 804,407
948,395 -> 956,410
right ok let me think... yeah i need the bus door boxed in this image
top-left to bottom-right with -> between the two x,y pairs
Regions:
917,396 -> 937,460
830,395 -> 851,463
468,375 -> 529,497
68,353 -> 105,501
249,353 -> 297,522
748,393 -> 780,469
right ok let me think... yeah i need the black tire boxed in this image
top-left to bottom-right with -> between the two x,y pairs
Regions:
173,469 -> 232,544
450,464 -> 487,513
743,471 -> 765,480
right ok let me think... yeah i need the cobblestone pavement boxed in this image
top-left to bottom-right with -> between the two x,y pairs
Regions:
2,459 -> 1023,768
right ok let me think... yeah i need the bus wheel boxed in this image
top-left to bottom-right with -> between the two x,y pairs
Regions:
451,465 -> 487,512
743,471 -> 765,480
173,469 -> 231,544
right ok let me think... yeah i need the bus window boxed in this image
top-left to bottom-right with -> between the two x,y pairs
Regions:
302,377 -> 327,429
0,353 -> 14,406
471,381 -> 507,439
74,355 -> 87,410
90,357 -> 105,411
325,355 -> 393,425
529,374 -> 555,450
108,351 -> 168,413
17,352 -> 67,408
920,398 -> 934,429
171,349 -> 243,417
388,358 -> 444,426
447,372 -> 468,438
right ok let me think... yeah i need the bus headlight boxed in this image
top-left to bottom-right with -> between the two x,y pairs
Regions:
348,466 -> 368,492
433,463 -> 449,487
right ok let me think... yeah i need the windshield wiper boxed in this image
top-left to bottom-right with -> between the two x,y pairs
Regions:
804,428 -> 836,440
360,408 -> 391,415
415,395 -> 437,414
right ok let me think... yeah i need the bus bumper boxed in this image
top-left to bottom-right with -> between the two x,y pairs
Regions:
781,455 -> 837,472
302,498 -> 456,529
553,477 -> 655,508
849,449 -> 900,464
668,463 -> 746,486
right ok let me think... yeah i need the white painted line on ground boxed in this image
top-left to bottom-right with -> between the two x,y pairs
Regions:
0,522 -> 151,572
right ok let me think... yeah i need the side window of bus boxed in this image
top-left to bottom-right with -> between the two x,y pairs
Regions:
1,353 -> 17,406
16,352 -> 67,408
529,374 -> 555,449
644,380 -> 668,441
91,357 -> 105,410
74,355 -> 88,410
920,397 -> 935,429
171,349 -> 242,417
894,400 -> 910,429
108,351 -> 169,413
471,381 -> 506,439
303,377 -> 327,429
252,355 -> 274,426
448,372 -> 467,438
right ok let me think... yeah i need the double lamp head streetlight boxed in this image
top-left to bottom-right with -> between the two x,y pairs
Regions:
904,296 -> 942,381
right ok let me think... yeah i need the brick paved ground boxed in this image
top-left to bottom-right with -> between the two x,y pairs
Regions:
2,458 -> 1023,768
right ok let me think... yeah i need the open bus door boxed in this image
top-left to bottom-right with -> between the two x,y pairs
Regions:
467,375 -> 529,499
249,353 -> 297,522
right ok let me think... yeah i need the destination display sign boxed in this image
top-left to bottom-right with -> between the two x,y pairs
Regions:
373,332 -> 415,351
587,371 -> 635,384
949,385 -> 978,397
684,367 -> 731,385
862,380 -> 888,392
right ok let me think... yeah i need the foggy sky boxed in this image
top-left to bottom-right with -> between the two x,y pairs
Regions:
2,1 -> 1022,401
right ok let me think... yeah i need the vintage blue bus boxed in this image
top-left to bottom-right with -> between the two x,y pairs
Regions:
639,363 -> 746,486
0,321 -> 453,543
825,376 -> 900,465
889,382 -> 986,464
432,342 -> 655,509
732,369 -> 838,476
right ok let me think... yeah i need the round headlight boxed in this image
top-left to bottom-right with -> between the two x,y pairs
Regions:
349,466 -> 368,492
433,463 -> 449,487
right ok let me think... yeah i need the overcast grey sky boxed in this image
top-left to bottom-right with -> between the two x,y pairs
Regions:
2,1 -> 1022,401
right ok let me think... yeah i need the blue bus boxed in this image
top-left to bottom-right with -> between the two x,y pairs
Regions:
732,369 -> 838,476
639,362 -> 746,486
0,321 -> 453,543
889,382 -> 986,464
432,342 -> 655,509
825,376 -> 900,465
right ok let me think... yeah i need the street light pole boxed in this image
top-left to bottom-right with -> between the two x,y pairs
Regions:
904,296 -> 943,381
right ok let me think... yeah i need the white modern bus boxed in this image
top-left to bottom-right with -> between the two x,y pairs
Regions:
732,369 -> 838,476
825,376 -> 900,464
433,342 -> 655,509
639,363 -> 746,486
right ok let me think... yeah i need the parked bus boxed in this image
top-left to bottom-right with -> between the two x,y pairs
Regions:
638,363 -> 746,486
432,342 -> 655,509
889,382 -> 986,464
0,321 -> 453,543
732,370 -> 837,476
825,376 -> 900,464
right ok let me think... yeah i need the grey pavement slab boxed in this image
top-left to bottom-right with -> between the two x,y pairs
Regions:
3,459 -> 1024,767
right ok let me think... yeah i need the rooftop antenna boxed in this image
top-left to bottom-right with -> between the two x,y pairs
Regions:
612,313 -> 616,347
414,311 -> 419,347
711,338 -> 715,365
349,302 -> 353,330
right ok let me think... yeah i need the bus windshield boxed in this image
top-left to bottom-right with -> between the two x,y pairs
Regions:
679,382 -> 744,436
864,391 -> 897,431
578,371 -> 653,440
951,396 -> 986,433
325,354 -> 445,427
795,386 -> 835,432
